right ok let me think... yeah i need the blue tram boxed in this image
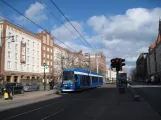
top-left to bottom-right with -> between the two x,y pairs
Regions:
61,68 -> 103,92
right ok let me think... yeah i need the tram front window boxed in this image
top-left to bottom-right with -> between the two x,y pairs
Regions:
63,75 -> 74,80
63,71 -> 74,81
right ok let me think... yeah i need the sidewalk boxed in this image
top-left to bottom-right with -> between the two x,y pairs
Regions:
0,90 -> 60,112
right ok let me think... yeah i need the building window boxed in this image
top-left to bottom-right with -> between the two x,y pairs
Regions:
15,44 -> 18,51
43,59 -> 45,63
8,51 -> 11,58
47,54 -> 49,58
50,48 -> 52,53
27,48 -> 29,54
33,42 -> 35,47
47,60 -> 49,65
8,42 -> 11,49
15,53 -> 18,60
51,62 -> 52,66
50,55 -> 52,59
43,53 -> 45,57
22,55 -> 25,62
22,46 -> 25,53
27,40 -> 30,46
43,46 -> 45,50
47,47 -> 49,52
27,64 -> 29,71
7,61 -> 11,69
50,40 -> 53,46
21,64 -> 23,71
27,56 -> 29,62
22,37 -> 24,42
37,57 -> 39,61
15,62 -> 18,70
43,36 -> 46,43
33,57 -> 34,63
32,65 -> 35,72
16,35 -> 18,41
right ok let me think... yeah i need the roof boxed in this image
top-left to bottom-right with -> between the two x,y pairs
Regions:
63,68 -> 102,76
149,44 -> 156,49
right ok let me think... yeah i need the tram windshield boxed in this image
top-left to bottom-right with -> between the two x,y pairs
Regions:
63,71 -> 74,81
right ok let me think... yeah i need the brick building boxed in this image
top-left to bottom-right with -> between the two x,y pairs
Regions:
84,52 -> 106,75
36,31 -> 54,82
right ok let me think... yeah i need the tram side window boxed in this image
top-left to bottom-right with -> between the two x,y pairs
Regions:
81,75 -> 85,85
92,76 -> 98,83
86,76 -> 90,85
99,77 -> 103,82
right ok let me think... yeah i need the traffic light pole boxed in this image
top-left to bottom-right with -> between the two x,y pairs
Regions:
116,71 -> 119,87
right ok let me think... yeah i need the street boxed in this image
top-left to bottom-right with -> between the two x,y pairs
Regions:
0,84 -> 160,120
133,84 -> 161,116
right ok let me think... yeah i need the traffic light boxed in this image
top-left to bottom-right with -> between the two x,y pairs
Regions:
120,59 -> 125,71
110,59 -> 116,68
115,58 -> 121,71
110,58 -> 126,71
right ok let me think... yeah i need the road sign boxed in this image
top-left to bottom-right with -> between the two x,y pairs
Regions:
41,66 -> 49,73
43,63 -> 46,67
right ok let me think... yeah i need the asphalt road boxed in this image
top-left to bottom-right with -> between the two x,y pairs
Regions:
0,84 -> 161,120
135,86 -> 161,116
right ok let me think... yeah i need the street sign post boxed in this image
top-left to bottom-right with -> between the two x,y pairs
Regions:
43,63 -> 46,90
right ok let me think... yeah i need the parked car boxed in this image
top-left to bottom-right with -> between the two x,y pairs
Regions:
23,84 -> 39,92
5,83 -> 24,94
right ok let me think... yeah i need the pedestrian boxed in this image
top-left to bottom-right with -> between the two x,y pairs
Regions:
6,87 -> 13,100
49,82 -> 52,90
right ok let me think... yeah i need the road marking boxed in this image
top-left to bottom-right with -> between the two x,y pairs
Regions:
131,85 -> 161,88
41,109 -> 64,120
3,100 -> 65,120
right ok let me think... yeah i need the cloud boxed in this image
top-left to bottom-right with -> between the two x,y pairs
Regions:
37,28 -> 43,33
87,8 -> 161,66
17,2 -> 47,24
51,21 -> 84,44
51,7 -> 161,69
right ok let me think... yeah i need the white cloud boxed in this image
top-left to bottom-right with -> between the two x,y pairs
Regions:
51,7 -> 161,69
37,28 -> 43,33
87,8 -> 161,64
51,21 -> 84,44
17,2 -> 47,24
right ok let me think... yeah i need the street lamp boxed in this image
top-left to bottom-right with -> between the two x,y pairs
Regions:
0,36 -> 15,83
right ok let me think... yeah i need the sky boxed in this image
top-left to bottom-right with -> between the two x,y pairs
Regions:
0,0 -> 161,75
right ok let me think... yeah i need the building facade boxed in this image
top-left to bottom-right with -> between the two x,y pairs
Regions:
106,68 -> 116,83
0,20 -> 42,84
36,31 -> 54,82
136,53 -> 148,81
53,44 -> 83,82
84,52 -> 106,75
140,19 -> 161,83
